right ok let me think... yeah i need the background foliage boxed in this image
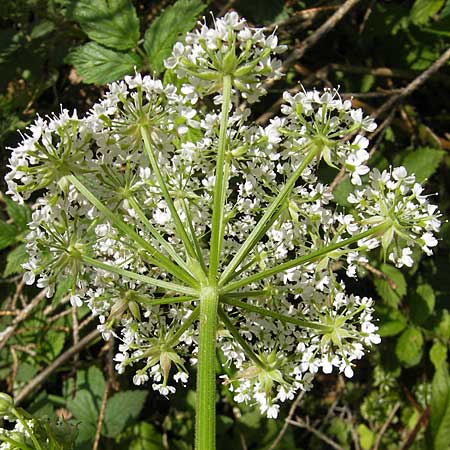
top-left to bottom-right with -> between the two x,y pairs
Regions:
1,0 -> 450,449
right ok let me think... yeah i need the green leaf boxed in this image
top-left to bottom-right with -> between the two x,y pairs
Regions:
103,390 -> 148,438
69,0 -> 139,50
3,244 -> 27,277
39,330 -> 66,361
430,341 -> 448,370
66,366 -> 105,426
67,43 -> 142,84
143,0 -> 206,74
357,424 -> 375,450
332,178 -> 353,207
411,0 -> 445,25
374,263 -> 407,307
409,283 -> 436,325
395,327 -> 424,367
376,304 -> 407,337
4,196 -> 31,231
0,220 -> 18,250
428,362 -> 450,450
402,147 -> 444,183
125,423 -> 163,450
30,20 -> 55,40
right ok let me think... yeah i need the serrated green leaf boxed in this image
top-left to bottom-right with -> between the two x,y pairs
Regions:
411,0 -> 445,25
103,390 -> 148,437
0,220 -> 18,250
402,147 -> 444,183
69,0 -> 139,50
3,244 -> 27,277
67,43 -> 142,84
39,330 -> 66,361
428,362 -> 450,450
374,263 -> 407,307
143,0 -> 205,74
4,196 -> 31,231
395,327 -> 424,367
409,283 -> 436,325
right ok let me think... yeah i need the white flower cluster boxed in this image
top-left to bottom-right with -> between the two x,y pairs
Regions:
5,12 -> 441,418
165,11 -> 286,102
0,418 -> 35,450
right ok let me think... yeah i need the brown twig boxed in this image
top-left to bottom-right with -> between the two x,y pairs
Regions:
268,391 -> 305,450
371,401 -> 401,450
287,417 -> 344,450
399,406 -> 430,450
281,0 -> 362,72
92,380 -> 110,450
14,328 -> 100,405
373,47 -> 450,119
0,289 -> 47,352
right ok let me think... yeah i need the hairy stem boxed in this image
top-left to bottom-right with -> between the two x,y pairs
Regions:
209,74 -> 233,282
196,285 -> 219,450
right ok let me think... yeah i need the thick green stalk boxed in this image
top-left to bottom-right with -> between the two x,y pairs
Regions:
208,74 -> 233,282
222,223 -> 390,293
67,174 -> 195,287
196,284 -> 219,450
219,144 -> 317,286
140,126 -> 198,260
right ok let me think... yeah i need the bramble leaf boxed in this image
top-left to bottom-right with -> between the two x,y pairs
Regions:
402,147 -> 444,183
67,43 -> 142,84
3,244 -> 27,277
103,390 -> 148,437
69,0 -> 139,50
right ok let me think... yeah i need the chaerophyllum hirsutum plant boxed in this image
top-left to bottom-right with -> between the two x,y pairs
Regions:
5,12 -> 441,450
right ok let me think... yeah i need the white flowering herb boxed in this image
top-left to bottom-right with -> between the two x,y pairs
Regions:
5,12 -> 441,450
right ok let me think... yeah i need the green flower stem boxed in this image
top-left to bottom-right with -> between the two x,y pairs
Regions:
218,307 -> 266,368
169,305 -> 200,345
67,174 -> 195,287
134,294 -> 195,307
140,126 -> 198,261
208,74 -> 233,282
222,289 -> 272,299
219,143 -> 317,286
196,284 -> 219,450
128,195 -> 197,279
222,223 -> 390,293
181,198 -> 207,272
82,256 -> 197,296
221,297 -> 331,332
